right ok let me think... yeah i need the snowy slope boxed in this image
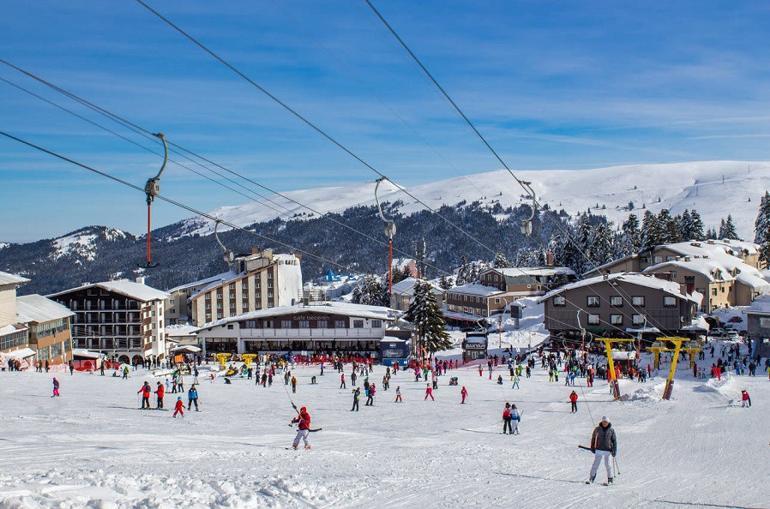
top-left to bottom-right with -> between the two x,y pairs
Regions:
0,345 -> 767,508
50,226 -> 129,263
181,161 -> 770,240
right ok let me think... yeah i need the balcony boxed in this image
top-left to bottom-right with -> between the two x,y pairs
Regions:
238,327 -> 384,340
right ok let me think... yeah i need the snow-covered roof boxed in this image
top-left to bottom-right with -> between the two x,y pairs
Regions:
16,294 -> 74,323
48,279 -> 169,302
745,294 -> 770,315
540,272 -> 701,304
391,277 -> 444,297
3,347 -> 35,358
164,324 -> 199,337
168,271 -> 235,293
485,267 -> 576,278
73,349 -> 103,359
448,283 -> 504,297
644,257 -> 769,290
0,323 -> 26,336
0,271 -> 29,286
197,301 -> 396,330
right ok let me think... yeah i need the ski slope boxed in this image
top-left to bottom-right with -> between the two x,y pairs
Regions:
0,350 -> 767,508
181,161 -> 770,240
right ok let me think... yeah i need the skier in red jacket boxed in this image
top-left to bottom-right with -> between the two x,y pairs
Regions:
155,382 -> 165,409
137,381 -> 151,409
424,383 -> 435,401
569,390 -> 579,413
460,385 -> 468,404
173,397 -> 184,418
291,406 -> 312,450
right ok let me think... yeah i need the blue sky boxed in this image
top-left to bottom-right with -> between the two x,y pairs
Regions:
2,1 -> 770,242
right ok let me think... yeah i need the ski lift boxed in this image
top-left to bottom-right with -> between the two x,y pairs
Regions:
140,132 -> 168,268
519,181 -> 537,237
374,177 -> 397,293
214,219 -> 235,268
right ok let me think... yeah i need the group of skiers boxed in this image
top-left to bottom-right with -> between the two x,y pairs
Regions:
136,380 -> 200,415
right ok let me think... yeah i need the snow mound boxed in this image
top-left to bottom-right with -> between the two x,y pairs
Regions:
620,384 -> 662,402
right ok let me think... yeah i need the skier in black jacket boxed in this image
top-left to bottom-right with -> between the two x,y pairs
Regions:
587,416 -> 617,484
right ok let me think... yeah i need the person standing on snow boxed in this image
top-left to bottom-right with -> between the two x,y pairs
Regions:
569,390 -> 579,413
587,416 -> 617,484
340,372 -> 347,389
155,381 -> 165,409
138,381 -> 151,409
290,406 -> 312,450
351,387 -> 361,411
460,385 -> 468,404
173,396 -> 185,418
291,375 -> 298,394
51,377 -> 60,397
424,383 -> 435,401
510,404 -> 521,435
188,385 -> 199,411
512,373 -> 520,390
502,402 -> 513,434
741,389 -> 751,408
394,386 -> 403,403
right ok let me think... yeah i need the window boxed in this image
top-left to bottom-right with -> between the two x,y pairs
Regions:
316,320 -> 327,328
587,314 -> 600,325
371,320 -> 383,328
632,314 -> 645,325
632,296 -> 645,307
553,295 -> 566,307
335,320 -> 346,328
654,256 -> 662,263
610,296 -> 623,307
610,314 -> 623,325
663,296 -> 677,307
495,298 -> 501,304
353,320 -> 364,328
298,320 -> 310,328
587,296 -> 600,307
226,324 -> 234,330
281,320 -> 292,329
711,288 -> 717,297
760,317 -> 770,328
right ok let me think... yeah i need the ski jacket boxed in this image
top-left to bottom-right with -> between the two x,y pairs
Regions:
502,409 -> 512,420
461,388 -> 468,397
188,388 -> 198,400
53,379 -> 59,389
138,385 -> 151,397
293,409 -> 311,430
174,400 -> 184,411
742,391 -> 750,401
591,424 -> 617,455
156,385 -> 165,397
511,410 -> 520,421
569,392 -> 578,402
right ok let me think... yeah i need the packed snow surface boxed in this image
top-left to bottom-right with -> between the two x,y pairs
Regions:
0,352 -> 767,508
182,161 -> 770,239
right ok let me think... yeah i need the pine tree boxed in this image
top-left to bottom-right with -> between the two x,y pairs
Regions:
621,214 -> 641,255
719,215 -> 739,240
590,222 -> 614,267
493,252 -> 511,268
356,275 -> 388,306
455,256 -> 468,286
404,280 -> 451,361
754,191 -> 770,244
657,209 -> 680,243
678,209 -> 692,240
438,275 -> 452,290
689,209 -> 705,240
640,210 -> 663,251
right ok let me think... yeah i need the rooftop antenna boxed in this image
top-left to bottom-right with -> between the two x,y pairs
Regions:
214,219 -> 235,268
141,132 -> 168,268
374,177 -> 397,293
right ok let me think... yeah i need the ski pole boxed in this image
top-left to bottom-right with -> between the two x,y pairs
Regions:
613,456 -> 620,476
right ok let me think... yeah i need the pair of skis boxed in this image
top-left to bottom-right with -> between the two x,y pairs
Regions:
578,445 -> 620,485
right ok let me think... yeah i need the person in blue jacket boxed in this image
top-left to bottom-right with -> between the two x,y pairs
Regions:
187,384 -> 199,411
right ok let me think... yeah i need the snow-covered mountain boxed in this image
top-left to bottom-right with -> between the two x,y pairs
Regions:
178,161 -> 770,241
50,227 -> 130,263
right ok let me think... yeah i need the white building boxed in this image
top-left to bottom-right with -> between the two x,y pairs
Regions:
195,302 -> 396,357
185,249 -> 303,327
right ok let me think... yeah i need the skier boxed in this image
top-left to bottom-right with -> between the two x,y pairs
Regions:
291,375 -> 297,394
460,385 -> 468,404
510,404 -> 521,435
569,390 -> 579,413
340,372 -> 347,389
502,402 -> 513,434
188,384 -> 199,411
173,396 -> 185,418
512,373 -> 520,389
351,387 -> 361,411
122,365 -> 129,379
51,377 -> 60,397
587,416 -> 617,484
290,406 -> 312,450
137,381 -> 151,409
155,381 -> 165,409
424,383 -> 435,401
365,383 -> 376,406
351,371 -> 358,387
394,386 -> 403,403
741,389 -> 751,408
478,365 -> 483,377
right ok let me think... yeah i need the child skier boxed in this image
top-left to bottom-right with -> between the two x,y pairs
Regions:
424,383 -> 435,401
290,406 -> 312,450
741,389 -> 751,408
569,390 -> 579,413
365,383 -> 376,406
394,386 -> 403,403
173,396 -> 185,418
510,404 -> 521,435
51,377 -> 60,397
460,385 -> 468,404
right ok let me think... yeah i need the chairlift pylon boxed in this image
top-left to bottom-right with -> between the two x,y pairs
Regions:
140,132 -> 168,268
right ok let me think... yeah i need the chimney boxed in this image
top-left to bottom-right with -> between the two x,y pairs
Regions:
545,250 -> 554,267
136,276 -> 146,285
